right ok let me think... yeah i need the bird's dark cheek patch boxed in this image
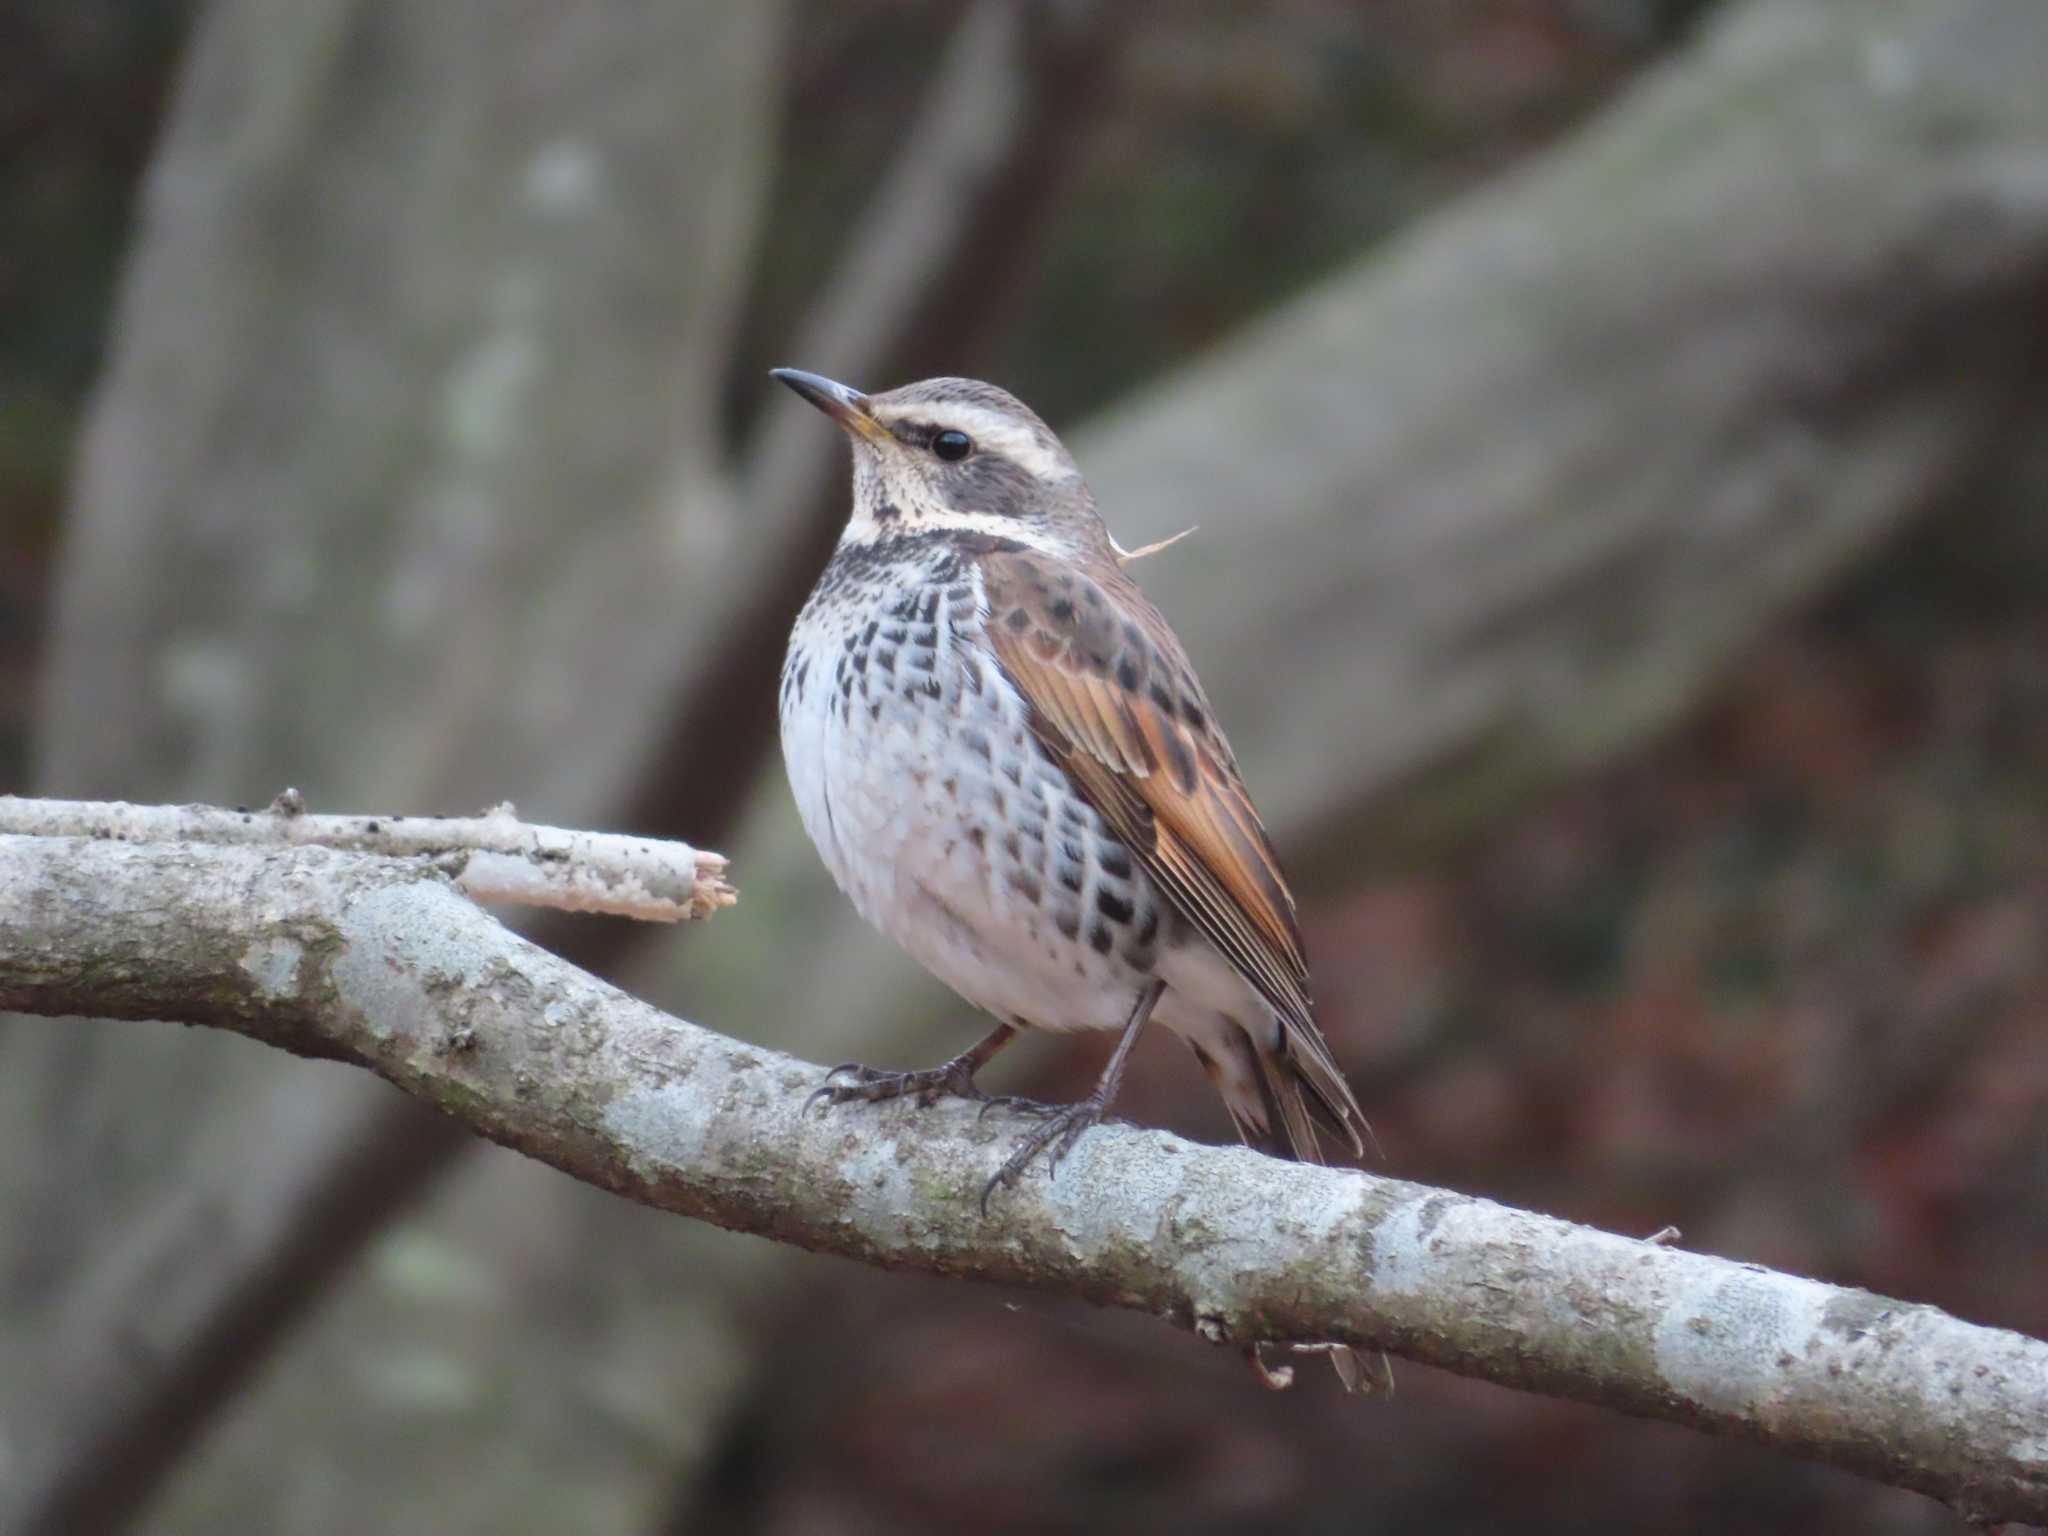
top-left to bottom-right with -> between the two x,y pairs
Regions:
948,454 -> 1038,517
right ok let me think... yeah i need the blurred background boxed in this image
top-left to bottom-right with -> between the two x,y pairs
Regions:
3,0 -> 2046,1531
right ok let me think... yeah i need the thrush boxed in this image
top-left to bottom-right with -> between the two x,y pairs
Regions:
773,369 -> 1370,1387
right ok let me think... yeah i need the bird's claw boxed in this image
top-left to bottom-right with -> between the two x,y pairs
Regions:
978,1095 -> 1112,1215
804,1059 -> 989,1117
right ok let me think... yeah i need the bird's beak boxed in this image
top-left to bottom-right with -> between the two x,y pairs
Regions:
770,367 -> 889,446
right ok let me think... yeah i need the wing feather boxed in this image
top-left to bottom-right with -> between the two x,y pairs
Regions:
979,548 -> 1364,1154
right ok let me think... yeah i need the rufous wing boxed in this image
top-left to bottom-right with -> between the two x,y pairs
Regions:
977,546 -> 1364,1155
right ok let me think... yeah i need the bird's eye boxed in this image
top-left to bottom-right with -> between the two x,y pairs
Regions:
932,429 -> 973,462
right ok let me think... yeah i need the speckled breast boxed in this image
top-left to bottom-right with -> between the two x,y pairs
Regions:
778,532 -> 1171,1035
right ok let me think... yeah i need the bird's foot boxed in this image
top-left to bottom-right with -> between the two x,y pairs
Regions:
804,1056 -> 989,1116
979,1090 -> 1118,1214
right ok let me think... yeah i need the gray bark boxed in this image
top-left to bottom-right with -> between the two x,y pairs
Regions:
2,832 -> 2043,1529
0,796 -> 733,921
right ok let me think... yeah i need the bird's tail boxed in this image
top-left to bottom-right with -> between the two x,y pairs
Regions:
1191,1020 -> 1375,1394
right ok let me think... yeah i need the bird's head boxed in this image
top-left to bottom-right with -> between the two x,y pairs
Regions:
771,369 -> 1111,560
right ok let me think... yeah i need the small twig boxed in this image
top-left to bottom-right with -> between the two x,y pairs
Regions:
1112,525 -> 1198,565
0,795 -> 735,923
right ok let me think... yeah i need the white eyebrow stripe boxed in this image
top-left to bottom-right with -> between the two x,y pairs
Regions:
892,402 -> 1073,483
933,405 -> 1073,483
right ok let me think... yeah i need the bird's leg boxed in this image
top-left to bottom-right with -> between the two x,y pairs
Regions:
981,980 -> 1165,1213
805,1022 -> 1018,1115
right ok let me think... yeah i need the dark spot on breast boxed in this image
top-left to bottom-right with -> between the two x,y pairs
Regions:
1096,888 -> 1134,925
1088,922 -> 1114,955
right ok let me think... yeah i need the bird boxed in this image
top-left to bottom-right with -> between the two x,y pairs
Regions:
772,368 -> 1370,1388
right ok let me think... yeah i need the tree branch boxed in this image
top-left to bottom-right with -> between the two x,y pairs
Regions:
3,832 -> 2042,1528
0,794 -> 734,923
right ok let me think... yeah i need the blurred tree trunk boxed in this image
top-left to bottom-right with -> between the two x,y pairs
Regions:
0,0 -> 783,1531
